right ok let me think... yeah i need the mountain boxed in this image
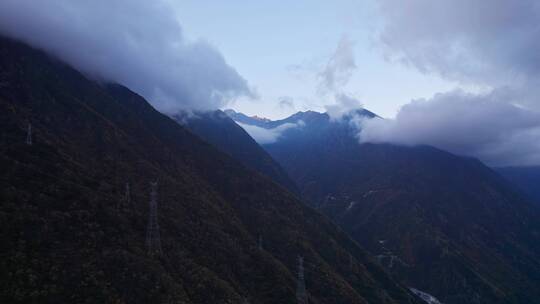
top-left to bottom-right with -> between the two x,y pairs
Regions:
496,166 -> 540,206
224,109 -> 271,128
173,110 -> 299,194
0,37 -> 423,304
231,110 -> 540,304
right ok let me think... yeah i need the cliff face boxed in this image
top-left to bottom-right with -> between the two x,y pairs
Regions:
0,37 -> 419,304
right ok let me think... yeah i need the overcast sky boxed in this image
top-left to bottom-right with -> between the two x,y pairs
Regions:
0,0 -> 505,119
173,0 -> 540,166
1,0 -> 539,166
173,0 -> 464,119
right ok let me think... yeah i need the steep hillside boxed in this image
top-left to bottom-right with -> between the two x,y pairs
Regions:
234,111 -> 540,304
496,166 -> 540,206
0,37 -> 421,304
224,110 -> 271,128
173,110 -> 298,194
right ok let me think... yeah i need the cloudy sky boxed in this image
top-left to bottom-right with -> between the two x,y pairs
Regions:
1,0 -> 539,166
175,0 -> 540,166
173,0 -> 464,119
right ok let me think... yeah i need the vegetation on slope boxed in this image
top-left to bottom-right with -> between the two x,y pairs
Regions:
0,37 -> 419,304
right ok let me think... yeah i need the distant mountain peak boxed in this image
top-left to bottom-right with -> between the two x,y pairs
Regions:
253,102 -> 540,303
172,109 -> 300,194
252,115 -> 271,122
226,108 -> 378,129
223,109 -> 270,127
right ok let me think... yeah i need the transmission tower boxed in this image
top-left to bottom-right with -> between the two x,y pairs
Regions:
26,123 -> 32,145
146,181 -> 162,255
117,182 -> 131,211
258,235 -> 263,251
124,182 -> 131,209
296,256 -> 308,304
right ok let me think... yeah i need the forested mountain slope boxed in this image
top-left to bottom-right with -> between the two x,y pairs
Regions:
0,37 -> 420,304
232,110 -> 540,304
174,110 -> 298,194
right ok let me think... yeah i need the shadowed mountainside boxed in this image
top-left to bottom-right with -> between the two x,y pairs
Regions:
496,166 -> 540,206
230,110 -> 540,304
173,110 -> 299,194
0,37 -> 422,304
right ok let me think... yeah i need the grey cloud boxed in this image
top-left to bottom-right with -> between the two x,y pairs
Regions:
237,121 -> 304,145
278,96 -> 295,110
0,0 -> 253,113
377,0 -> 540,109
356,90 -> 540,166
317,36 -> 364,119
325,93 -> 363,120
361,0 -> 540,166
318,36 -> 357,95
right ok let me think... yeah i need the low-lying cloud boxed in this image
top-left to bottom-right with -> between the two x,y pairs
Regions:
0,0 -> 253,113
325,93 -> 363,121
238,121 -> 304,145
356,90 -> 540,166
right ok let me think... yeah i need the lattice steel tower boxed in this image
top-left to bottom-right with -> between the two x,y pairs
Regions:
258,235 -> 263,251
26,123 -> 32,145
146,181 -> 162,255
123,182 -> 131,209
296,256 -> 308,304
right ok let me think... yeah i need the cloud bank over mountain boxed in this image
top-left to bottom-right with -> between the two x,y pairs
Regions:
0,0 -> 253,113
356,90 -> 540,166
237,121 -> 304,144
378,0 -> 540,100
355,0 -> 540,166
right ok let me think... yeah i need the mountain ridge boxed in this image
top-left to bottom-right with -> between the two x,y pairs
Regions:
172,110 -> 299,194
0,35 -> 421,304
229,109 -> 540,304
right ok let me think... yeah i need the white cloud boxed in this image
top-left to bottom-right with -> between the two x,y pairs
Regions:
325,93 -> 363,121
278,96 -> 296,110
0,0 -> 254,113
377,0 -> 540,109
317,36 -> 364,120
354,0 -> 540,166
237,121 -> 304,144
318,36 -> 357,94
356,90 -> 540,166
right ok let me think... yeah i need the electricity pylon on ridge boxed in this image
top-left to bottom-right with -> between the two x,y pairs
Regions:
296,256 -> 308,304
146,181 -> 162,255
